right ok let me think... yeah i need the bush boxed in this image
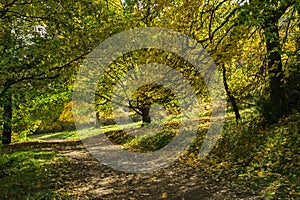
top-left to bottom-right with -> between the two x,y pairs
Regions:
285,64 -> 300,113
254,96 -> 275,124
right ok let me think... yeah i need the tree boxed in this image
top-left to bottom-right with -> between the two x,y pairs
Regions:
239,0 -> 299,121
95,48 -> 206,127
0,0 -> 118,144
96,0 -> 300,125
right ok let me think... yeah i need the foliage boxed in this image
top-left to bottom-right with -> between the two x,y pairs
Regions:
12,91 -> 70,136
253,96 -> 275,123
0,0 -> 124,143
285,64 -> 300,113
35,101 -> 78,134
2,0 -> 299,142
95,48 -> 209,127
0,0 -> 299,198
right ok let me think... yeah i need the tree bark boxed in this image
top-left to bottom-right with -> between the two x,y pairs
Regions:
95,111 -> 100,128
263,17 -> 288,120
141,107 -> 151,127
2,91 -> 12,144
222,65 -> 241,122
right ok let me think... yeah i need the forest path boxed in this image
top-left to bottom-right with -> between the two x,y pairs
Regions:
5,140 -> 257,199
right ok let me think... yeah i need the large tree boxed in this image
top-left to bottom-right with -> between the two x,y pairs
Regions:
0,0 -> 118,144
94,0 -> 300,126
239,0 -> 298,120
165,0 -> 299,121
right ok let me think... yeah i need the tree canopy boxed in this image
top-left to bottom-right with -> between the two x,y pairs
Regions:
0,0 -> 299,144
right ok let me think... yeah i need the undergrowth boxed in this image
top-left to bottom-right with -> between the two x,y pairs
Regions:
189,111 -> 300,199
2,108 -> 299,199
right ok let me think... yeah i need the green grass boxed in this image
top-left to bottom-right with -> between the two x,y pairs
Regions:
25,116 -> 181,141
29,130 -> 79,140
16,110 -> 210,154
26,122 -> 143,141
0,148 -> 71,199
1,109 -> 298,199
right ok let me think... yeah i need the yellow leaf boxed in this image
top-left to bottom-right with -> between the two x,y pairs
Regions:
161,192 -> 167,198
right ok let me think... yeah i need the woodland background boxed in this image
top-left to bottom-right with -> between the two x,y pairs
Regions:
0,0 -> 299,199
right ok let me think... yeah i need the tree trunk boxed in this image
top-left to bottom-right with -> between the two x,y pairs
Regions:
222,65 -> 241,122
95,111 -> 100,128
141,107 -> 151,127
263,17 -> 288,120
2,92 -> 12,144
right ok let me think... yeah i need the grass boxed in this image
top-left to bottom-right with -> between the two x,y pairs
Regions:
1,108 -> 298,199
25,121 -> 143,142
24,114 -> 185,146
28,130 -> 79,140
0,148 -> 71,199
196,111 -> 300,199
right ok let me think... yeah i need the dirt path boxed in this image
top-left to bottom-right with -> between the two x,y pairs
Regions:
5,140 -> 258,199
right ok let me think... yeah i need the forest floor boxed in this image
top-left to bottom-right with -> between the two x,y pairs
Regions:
0,140 -> 265,199
1,113 -> 299,199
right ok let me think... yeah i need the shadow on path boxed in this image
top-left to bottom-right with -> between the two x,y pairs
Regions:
2,140 -> 258,199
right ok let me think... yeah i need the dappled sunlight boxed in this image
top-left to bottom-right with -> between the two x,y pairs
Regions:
1,0 -> 299,198
1,112 -> 298,199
